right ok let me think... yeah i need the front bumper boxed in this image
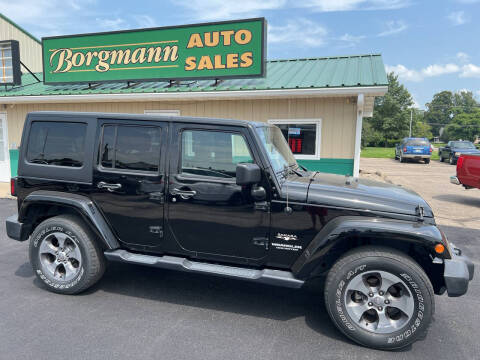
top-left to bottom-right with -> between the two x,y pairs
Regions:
443,243 -> 474,297
6,215 -> 27,241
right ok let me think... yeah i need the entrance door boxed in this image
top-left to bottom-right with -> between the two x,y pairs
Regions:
0,113 -> 10,182
166,123 -> 270,264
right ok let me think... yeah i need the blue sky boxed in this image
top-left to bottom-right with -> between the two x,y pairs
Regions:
1,0 -> 479,108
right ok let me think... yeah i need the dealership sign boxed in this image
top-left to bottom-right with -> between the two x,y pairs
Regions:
42,18 -> 266,84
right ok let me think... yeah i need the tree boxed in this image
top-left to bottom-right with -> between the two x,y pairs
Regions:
365,72 -> 413,146
424,91 -> 454,136
442,109 -> 480,141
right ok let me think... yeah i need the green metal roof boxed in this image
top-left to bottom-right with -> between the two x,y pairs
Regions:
0,13 -> 41,44
0,54 -> 387,98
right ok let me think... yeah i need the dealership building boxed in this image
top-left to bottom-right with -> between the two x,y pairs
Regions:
0,13 -> 388,182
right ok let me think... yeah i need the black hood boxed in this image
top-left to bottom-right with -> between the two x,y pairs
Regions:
300,172 -> 433,217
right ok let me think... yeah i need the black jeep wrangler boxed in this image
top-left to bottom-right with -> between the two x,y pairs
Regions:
6,112 -> 474,350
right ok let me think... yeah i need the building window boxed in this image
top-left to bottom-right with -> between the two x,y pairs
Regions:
268,119 -> 321,160
144,110 -> 180,116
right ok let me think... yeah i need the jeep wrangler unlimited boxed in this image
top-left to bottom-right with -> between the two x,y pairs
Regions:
6,112 -> 474,350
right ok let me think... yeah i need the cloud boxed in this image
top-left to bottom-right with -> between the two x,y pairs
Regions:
133,15 -> 157,28
95,17 -> 127,30
377,20 -> 408,37
386,63 -> 461,82
447,11 -> 469,26
456,52 -> 470,63
455,0 -> 480,3
174,0 -> 287,20
269,19 -> 328,47
338,33 -> 366,47
460,64 -> 480,78
302,0 -> 411,12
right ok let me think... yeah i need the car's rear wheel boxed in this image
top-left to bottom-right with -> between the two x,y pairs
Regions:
324,247 -> 434,350
399,154 -> 406,163
29,215 -> 106,294
424,158 -> 430,164
449,155 -> 456,165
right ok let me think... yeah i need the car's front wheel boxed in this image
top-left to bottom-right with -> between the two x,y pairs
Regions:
29,215 -> 106,295
324,247 -> 434,350
449,155 -> 456,165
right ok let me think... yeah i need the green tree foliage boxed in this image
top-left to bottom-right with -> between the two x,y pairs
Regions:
363,72 -> 431,146
424,91 -> 454,135
442,109 -> 480,141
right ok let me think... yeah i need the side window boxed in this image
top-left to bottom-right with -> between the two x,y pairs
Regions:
26,121 -> 87,167
99,124 -> 161,173
181,130 -> 253,178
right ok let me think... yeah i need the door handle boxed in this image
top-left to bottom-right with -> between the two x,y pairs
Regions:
97,181 -> 122,192
171,188 -> 197,199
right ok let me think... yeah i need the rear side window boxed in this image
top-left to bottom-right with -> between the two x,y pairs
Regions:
99,124 -> 161,173
26,121 -> 87,167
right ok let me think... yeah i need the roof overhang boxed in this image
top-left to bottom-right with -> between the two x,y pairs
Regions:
0,86 -> 387,104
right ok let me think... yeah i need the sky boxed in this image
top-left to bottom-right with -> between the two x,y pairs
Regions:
1,0 -> 480,108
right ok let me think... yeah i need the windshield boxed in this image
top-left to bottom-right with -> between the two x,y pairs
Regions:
256,125 -> 297,173
452,141 -> 475,149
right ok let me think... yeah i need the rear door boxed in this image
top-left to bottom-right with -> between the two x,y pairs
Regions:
91,119 -> 167,251
166,123 -> 270,264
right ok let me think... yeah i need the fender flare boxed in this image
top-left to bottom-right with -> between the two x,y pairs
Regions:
292,216 -> 444,279
19,190 -> 120,249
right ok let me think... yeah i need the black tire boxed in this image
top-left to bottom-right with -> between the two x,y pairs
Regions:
324,247 -> 434,350
439,155 -> 444,162
29,215 -> 106,295
424,158 -> 430,164
449,155 -> 456,165
400,155 -> 406,163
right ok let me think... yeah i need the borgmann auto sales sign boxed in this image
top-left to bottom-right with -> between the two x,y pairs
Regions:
42,18 -> 266,84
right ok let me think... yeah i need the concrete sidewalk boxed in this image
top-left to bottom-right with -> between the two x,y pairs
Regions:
0,182 -> 13,199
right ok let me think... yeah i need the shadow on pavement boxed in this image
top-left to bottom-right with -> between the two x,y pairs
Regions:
433,194 -> 480,208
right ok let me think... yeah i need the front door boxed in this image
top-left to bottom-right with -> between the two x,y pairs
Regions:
166,123 -> 270,264
0,113 -> 10,182
91,119 -> 167,250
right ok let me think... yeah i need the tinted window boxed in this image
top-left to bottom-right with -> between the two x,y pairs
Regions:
26,121 -> 86,167
100,125 -> 161,172
451,141 -> 475,149
181,130 -> 253,178
405,139 -> 429,146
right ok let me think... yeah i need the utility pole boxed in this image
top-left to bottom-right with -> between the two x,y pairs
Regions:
409,108 -> 413,137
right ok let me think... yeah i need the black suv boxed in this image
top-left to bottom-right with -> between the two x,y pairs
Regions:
6,112 -> 474,350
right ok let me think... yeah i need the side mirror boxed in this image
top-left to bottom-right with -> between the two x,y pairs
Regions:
236,163 -> 261,186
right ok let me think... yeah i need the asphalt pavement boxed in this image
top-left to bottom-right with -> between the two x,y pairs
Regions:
0,163 -> 479,360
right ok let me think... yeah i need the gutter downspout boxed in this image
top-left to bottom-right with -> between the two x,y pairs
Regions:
353,94 -> 364,178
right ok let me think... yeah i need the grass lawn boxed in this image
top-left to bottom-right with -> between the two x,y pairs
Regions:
361,147 -> 440,160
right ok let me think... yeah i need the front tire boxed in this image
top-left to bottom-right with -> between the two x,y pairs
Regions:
324,247 -> 434,350
449,155 -> 456,165
29,215 -> 106,295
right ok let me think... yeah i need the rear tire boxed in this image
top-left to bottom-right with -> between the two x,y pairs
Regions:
324,247 -> 434,350
449,155 -> 456,165
400,154 -> 406,163
29,215 -> 106,295
424,158 -> 430,164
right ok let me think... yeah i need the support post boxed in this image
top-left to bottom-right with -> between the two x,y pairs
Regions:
353,94 -> 364,178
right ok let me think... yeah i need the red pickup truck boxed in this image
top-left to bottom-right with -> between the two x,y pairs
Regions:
450,154 -> 480,189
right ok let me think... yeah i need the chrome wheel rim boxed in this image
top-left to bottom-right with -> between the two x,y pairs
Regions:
38,232 -> 82,282
344,270 -> 414,334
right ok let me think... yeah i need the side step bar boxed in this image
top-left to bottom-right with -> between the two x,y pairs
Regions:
104,249 -> 304,289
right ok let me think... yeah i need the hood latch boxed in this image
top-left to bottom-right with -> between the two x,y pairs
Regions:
416,205 -> 425,221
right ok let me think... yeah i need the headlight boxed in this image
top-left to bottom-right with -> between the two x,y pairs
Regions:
455,152 -> 461,156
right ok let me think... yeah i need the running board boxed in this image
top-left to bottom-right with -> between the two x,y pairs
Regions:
104,249 -> 304,289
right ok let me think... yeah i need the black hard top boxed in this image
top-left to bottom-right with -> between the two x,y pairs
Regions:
26,111 -> 267,128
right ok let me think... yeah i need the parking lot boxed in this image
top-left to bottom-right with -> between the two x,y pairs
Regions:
0,159 -> 478,360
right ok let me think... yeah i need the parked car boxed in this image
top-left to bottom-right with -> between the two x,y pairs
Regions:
6,112 -> 474,350
395,138 -> 432,164
450,154 -> 480,189
439,141 -> 480,165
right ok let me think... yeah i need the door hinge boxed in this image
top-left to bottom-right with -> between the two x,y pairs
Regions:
255,201 -> 270,212
252,237 -> 269,250
149,226 -> 164,238
415,205 -> 424,221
